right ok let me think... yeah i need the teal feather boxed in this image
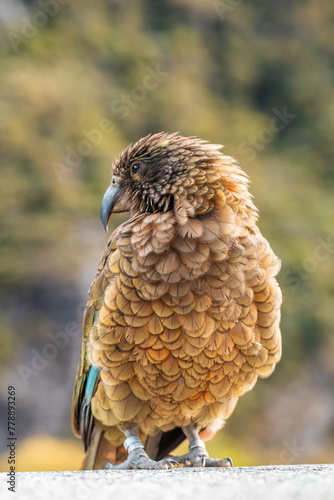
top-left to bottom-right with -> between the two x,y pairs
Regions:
85,366 -> 100,403
79,365 -> 100,450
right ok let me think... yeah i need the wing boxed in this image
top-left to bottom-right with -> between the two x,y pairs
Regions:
71,233 -> 119,450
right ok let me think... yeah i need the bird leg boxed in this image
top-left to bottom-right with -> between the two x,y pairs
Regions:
105,424 -> 177,470
171,424 -> 233,468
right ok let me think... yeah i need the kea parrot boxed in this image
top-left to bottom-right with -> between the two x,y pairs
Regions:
72,132 -> 282,469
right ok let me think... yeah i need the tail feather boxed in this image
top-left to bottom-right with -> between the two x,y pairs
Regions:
81,428 -> 127,470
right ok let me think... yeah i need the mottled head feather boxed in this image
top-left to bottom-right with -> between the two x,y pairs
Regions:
111,132 -> 254,218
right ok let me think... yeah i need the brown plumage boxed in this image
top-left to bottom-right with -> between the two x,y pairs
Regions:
72,132 -> 282,469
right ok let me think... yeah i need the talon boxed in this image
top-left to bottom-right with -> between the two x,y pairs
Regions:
105,462 -> 113,469
201,457 -> 206,467
162,459 -> 174,468
226,457 -> 233,467
168,459 -> 180,467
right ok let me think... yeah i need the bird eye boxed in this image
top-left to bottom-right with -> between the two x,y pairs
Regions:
131,163 -> 141,175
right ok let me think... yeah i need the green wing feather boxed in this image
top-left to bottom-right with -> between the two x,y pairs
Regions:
71,235 -> 118,449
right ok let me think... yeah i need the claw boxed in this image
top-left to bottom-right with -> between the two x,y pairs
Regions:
167,459 -> 180,467
201,457 -> 206,467
162,459 -> 178,468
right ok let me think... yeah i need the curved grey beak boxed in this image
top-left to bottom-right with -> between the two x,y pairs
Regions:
100,185 -> 120,232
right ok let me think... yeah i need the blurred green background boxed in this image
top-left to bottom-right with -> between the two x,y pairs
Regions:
0,0 -> 334,471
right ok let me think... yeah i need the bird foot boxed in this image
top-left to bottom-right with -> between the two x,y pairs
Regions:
105,448 -> 178,470
171,443 -> 232,468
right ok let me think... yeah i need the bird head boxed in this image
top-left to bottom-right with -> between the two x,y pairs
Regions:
100,132 -> 249,231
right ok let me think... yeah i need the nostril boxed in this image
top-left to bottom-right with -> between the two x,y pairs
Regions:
111,176 -> 119,187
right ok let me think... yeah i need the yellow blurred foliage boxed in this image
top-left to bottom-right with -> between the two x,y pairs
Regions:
0,435 -> 83,472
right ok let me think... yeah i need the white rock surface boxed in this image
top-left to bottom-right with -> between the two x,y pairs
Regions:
1,465 -> 333,500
